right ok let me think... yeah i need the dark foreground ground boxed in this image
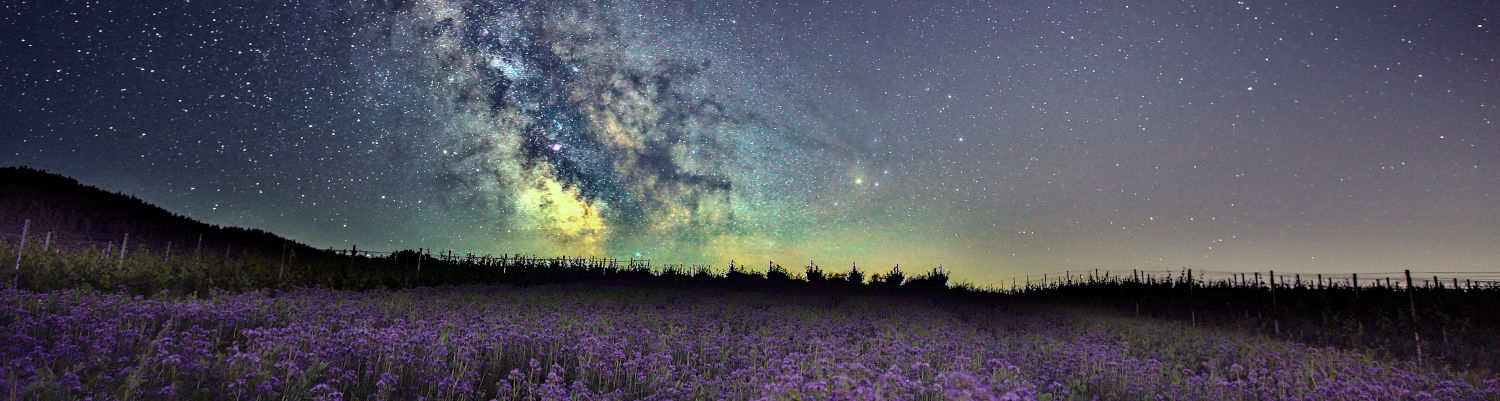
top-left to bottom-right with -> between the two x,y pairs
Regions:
3,284 -> 1496,401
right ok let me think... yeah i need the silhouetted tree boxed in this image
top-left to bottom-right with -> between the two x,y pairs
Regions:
766,261 -> 792,281
904,267 -> 950,292
726,259 -> 761,281
876,264 -> 904,288
805,261 -> 826,283
846,262 -> 865,285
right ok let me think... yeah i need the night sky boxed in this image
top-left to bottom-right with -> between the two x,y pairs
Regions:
3,0 -> 1497,285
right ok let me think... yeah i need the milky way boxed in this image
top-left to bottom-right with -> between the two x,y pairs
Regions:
323,0 -> 884,262
3,0 -> 1497,283
365,1 -> 740,253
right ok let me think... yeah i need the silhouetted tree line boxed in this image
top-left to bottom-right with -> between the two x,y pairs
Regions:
1010,269 -> 1500,377
4,238 -> 955,298
0,166 -> 951,296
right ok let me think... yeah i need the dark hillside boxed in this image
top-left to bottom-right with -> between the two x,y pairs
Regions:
0,166 -> 304,256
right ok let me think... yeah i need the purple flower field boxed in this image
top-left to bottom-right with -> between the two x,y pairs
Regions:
2,284 -> 1495,400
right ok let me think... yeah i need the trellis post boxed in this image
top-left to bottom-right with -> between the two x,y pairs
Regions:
11,219 -> 29,289
1406,269 -> 1421,364
118,233 -> 129,265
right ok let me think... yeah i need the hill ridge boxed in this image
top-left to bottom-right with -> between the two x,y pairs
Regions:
0,166 -> 309,258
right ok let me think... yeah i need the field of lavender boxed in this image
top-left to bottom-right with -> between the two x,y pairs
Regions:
3,284 -> 1495,401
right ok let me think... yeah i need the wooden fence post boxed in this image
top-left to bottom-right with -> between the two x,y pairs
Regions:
1187,268 -> 1195,325
1352,273 -> 1359,299
118,233 -> 129,266
1405,269 -> 1421,364
1269,270 -> 1277,305
12,219 -> 29,289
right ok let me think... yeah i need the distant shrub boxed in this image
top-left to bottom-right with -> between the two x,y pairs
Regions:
804,261 -> 826,283
845,263 -> 865,285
